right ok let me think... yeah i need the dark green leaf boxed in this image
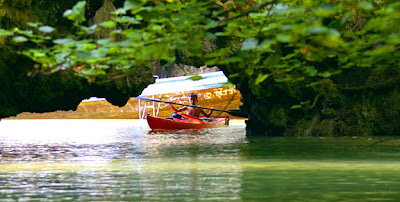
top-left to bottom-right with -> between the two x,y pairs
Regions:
305,66 -> 317,76
205,32 -> 217,40
263,55 -> 280,67
300,100 -> 311,105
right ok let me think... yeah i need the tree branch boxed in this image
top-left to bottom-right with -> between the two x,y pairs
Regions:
218,0 -> 276,25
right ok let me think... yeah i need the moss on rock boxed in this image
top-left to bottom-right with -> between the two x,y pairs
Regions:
226,65 -> 400,136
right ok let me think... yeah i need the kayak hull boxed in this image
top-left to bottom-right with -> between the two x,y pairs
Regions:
146,115 -> 228,130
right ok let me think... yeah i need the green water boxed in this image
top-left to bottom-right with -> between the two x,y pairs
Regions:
1,119 -> 400,201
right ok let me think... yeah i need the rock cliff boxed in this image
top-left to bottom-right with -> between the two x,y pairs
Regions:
2,0 -> 399,137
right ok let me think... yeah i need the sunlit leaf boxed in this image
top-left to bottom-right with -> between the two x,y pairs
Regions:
113,8 -> 127,15
17,29 -> 34,36
63,1 -> 86,23
320,36 -> 344,48
81,25 -> 98,34
38,26 -> 55,33
228,73 -> 241,79
318,71 -> 331,78
0,29 -> 13,36
124,0 -> 143,14
78,68 -> 94,75
63,10 -> 73,18
27,22 -> 39,28
101,21 -> 116,28
97,38 -> 113,46
55,52 -> 69,63
307,26 -> 327,34
364,45 -> 396,56
290,105 -> 302,109
359,1 -> 373,10
225,81 -> 235,89
276,34 -> 291,42
53,38 -> 73,45
255,73 -> 269,85
13,36 -> 28,43
115,16 -> 140,24
241,37 -> 258,50
189,75 -> 203,81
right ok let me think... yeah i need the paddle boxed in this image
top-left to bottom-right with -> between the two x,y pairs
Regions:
135,96 -> 248,118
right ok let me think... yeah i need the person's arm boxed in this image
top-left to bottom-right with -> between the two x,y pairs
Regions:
170,103 -> 186,112
200,108 -> 214,118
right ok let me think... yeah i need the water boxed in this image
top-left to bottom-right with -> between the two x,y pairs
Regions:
1,119 -> 400,201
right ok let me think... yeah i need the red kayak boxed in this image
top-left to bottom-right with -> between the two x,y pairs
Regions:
146,114 -> 229,130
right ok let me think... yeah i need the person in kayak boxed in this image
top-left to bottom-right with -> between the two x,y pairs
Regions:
170,93 -> 214,118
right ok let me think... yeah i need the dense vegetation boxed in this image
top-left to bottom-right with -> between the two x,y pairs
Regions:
2,0 -> 397,85
1,0 -> 400,135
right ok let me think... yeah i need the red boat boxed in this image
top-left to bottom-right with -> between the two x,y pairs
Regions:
146,114 -> 229,130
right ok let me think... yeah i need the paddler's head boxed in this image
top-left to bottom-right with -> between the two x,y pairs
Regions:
188,93 -> 198,105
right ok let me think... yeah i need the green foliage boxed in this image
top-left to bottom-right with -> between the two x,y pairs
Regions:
0,29 -> 14,36
63,1 -> 87,24
3,0 -> 400,91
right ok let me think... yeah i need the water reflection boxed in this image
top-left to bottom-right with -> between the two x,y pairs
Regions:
2,119 -> 400,200
0,119 -> 247,201
148,129 -> 203,135
0,167 -> 244,201
0,120 -> 247,162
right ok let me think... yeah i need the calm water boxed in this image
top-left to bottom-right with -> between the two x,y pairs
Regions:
1,119 -> 400,201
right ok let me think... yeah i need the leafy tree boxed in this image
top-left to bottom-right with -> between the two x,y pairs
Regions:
1,0 -> 399,104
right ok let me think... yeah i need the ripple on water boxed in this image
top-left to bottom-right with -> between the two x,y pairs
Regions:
2,119 -> 400,201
